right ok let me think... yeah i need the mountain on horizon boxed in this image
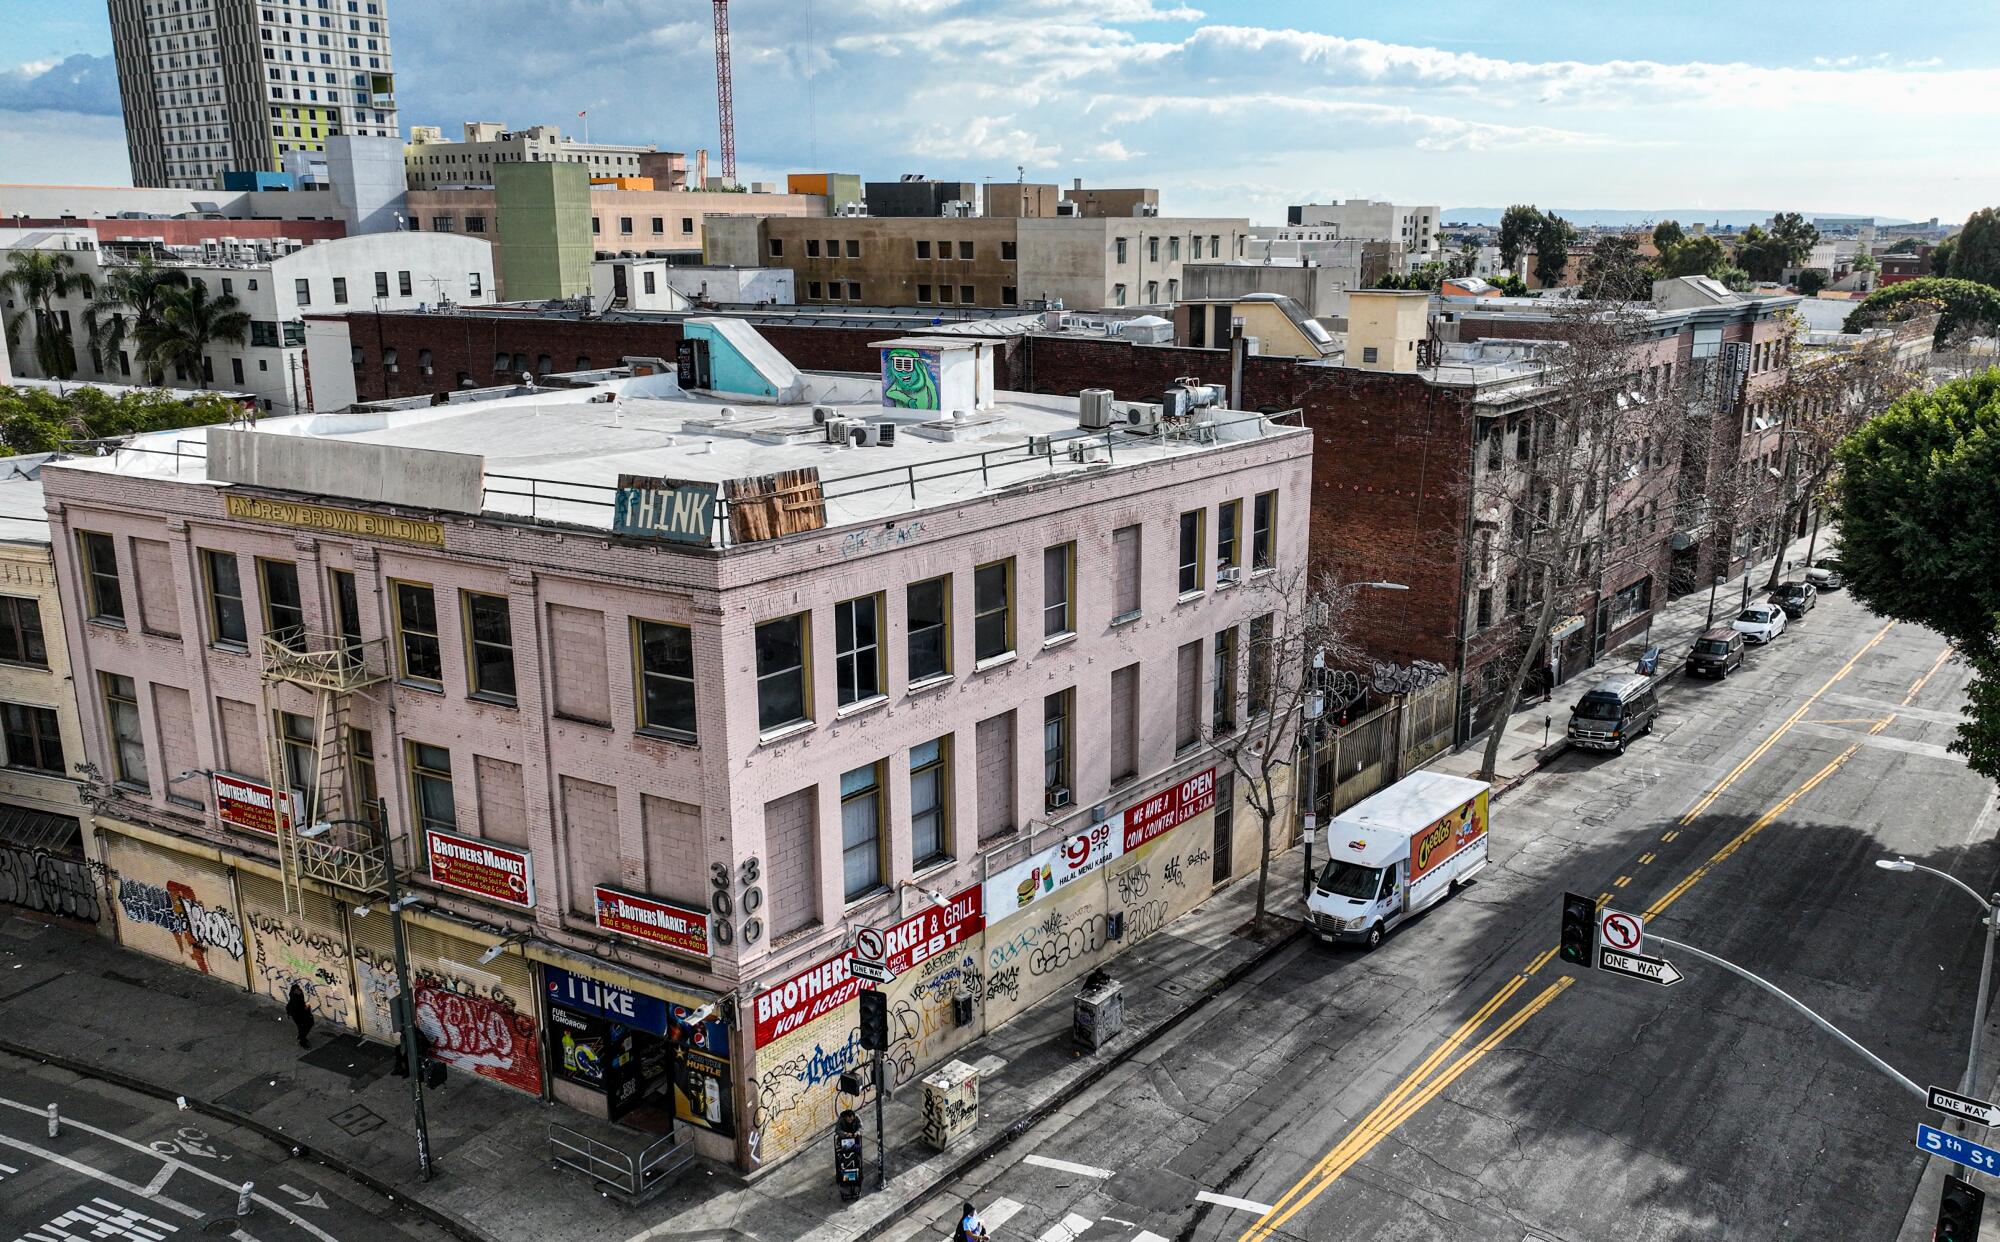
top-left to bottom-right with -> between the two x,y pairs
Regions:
1442,207 -> 1921,229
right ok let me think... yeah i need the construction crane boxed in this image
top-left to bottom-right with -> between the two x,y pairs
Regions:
712,0 -> 736,184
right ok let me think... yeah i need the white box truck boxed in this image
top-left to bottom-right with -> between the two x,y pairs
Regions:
1307,771 -> 1491,949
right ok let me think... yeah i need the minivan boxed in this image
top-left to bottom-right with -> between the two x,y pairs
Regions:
1567,673 -> 1660,754
1687,628 -> 1745,679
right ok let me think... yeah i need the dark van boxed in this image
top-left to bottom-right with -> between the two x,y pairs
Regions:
1567,674 -> 1659,755
1687,628 -> 1745,679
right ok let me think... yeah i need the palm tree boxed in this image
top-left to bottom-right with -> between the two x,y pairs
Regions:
85,255 -> 188,383
134,281 -> 251,390
0,250 -> 95,380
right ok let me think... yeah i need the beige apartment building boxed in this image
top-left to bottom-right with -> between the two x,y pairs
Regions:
704,215 -> 1250,312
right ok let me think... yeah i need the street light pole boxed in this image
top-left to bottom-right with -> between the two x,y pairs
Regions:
1874,857 -> 2000,1174
378,801 -> 435,1183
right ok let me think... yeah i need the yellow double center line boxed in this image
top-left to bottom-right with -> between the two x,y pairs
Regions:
1238,975 -> 1572,1242
1238,623 -> 1924,1241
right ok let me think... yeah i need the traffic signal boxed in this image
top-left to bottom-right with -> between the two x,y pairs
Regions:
1937,1174 -> 1984,1242
1559,891 -> 1597,968
858,988 -> 889,1052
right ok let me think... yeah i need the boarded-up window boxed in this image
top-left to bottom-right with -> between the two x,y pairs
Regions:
217,697 -> 264,779
132,539 -> 179,637
764,787 -> 818,938
1112,525 -> 1141,618
547,604 -> 610,725
475,756 -> 528,847
976,710 -> 1016,842
560,775 -> 619,914
1110,664 -> 1139,786
153,685 -> 201,807
1176,640 -> 1202,751
642,794 -> 705,909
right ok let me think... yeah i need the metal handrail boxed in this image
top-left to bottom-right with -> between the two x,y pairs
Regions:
548,1123 -> 693,1199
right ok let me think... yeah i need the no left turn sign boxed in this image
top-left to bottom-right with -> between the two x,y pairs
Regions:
855,926 -> 886,962
1600,908 -> 1644,953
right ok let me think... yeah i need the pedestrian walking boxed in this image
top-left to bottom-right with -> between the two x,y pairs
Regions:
954,1202 -> 988,1242
285,982 -> 315,1049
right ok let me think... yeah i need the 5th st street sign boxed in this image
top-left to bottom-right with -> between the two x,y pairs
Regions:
1598,946 -> 1684,986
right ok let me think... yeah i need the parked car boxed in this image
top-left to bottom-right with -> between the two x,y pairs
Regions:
1733,603 -> 1788,644
1566,673 -> 1660,755
1806,558 -> 1844,591
1773,581 -> 1817,619
1687,627 -> 1746,679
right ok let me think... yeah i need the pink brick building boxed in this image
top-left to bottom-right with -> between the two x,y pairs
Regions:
43,322 -> 1310,1171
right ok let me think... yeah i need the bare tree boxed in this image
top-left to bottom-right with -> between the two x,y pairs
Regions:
1472,302 -> 1687,779
1198,567 -> 1366,929
1759,336 -> 1922,589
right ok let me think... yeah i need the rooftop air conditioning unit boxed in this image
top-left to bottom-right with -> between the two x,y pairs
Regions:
874,422 -> 898,447
1124,402 -> 1161,431
1029,434 -> 1053,457
1078,387 -> 1114,430
812,404 -> 839,424
825,417 -> 856,444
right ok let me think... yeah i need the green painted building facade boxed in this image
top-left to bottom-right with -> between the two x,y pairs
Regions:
493,162 -> 594,300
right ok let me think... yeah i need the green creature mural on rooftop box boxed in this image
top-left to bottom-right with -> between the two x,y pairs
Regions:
883,347 -> 941,410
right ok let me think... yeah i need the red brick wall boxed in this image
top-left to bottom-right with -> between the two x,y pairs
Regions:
341,313 -> 1027,402
1024,337 -> 1474,676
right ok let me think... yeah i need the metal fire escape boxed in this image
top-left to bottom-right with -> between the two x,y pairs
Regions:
258,629 -> 391,910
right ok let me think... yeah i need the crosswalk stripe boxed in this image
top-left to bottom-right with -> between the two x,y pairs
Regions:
985,1198 -> 1025,1230
1036,1213 -> 1095,1242
1023,1153 -> 1114,1179
1196,1191 -> 1277,1214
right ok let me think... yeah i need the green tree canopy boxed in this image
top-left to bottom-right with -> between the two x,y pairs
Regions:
1795,267 -> 1830,296
1716,265 -> 1753,292
1533,213 -> 1577,288
1886,238 -> 1920,254
1660,233 -> 1727,279
1947,207 -> 2000,288
1932,237 -> 1958,275
1652,220 -> 1685,252
0,386 -> 244,455
133,281 -> 251,388
1844,277 -> 2000,343
1834,369 -> 2000,778
1,250 -> 94,380
1497,204 -> 1543,271
1735,212 -> 1821,282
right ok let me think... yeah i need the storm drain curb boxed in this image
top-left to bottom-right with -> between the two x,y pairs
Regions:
0,1036 -> 496,1242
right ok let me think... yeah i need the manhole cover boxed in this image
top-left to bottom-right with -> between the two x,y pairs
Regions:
203,1218 -> 240,1234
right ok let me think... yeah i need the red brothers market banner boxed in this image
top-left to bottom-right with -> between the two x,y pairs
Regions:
213,772 -> 297,837
753,882 -> 983,1048
1122,767 -> 1217,853
594,886 -> 711,959
424,829 -> 536,909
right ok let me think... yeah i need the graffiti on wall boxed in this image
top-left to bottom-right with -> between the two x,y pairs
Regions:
116,879 -> 243,973
881,347 -> 941,410
245,907 -> 353,1028
414,982 -> 542,1095
748,1022 -> 868,1168
0,846 -> 102,923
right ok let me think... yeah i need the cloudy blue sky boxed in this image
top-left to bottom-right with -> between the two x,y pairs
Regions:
4,0 -> 1996,223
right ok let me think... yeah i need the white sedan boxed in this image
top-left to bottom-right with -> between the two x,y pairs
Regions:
1733,603 -> 1788,644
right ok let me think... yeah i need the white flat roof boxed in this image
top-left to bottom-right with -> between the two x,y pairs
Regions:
0,456 -> 52,546
52,372 -> 1304,537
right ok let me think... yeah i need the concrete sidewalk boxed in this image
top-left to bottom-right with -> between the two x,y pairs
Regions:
1430,527 -> 1839,790
0,846 -> 1311,1242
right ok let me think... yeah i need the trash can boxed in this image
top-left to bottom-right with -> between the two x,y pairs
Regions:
1072,975 -> 1124,1052
920,1059 -> 979,1151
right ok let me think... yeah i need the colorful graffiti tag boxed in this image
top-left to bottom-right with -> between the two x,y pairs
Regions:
414,982 -> 543,1095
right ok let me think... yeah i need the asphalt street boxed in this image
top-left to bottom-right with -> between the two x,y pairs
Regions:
0,1055 -> 455,1242
884,585 -> 1993,1241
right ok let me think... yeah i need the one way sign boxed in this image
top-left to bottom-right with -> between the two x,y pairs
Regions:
1930,1084 -> 1999,1128
1598,946 -> 1683,987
